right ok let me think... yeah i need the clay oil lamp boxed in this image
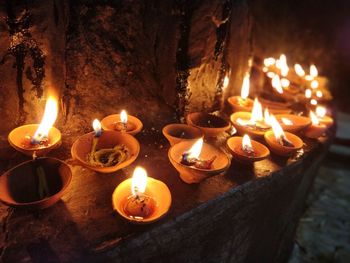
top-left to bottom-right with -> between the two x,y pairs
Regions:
8,96 -> 61,157
71,119 -> 140,173
315,106 -> 334,128
101,110 -> 143,136
162,124 -> 203,146
0,157 -> 72,209
304,111 -> 327,139
227,72 -> 254,112
112,166 -> 171,224
227,134 -> 270,163
186,112 -> 230,138
274,114 -> 311,133
230,98 -> 270,138
264,114 -> 303,156
168,138 -> 230,184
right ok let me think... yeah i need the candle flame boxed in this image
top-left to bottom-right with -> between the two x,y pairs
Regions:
251,98 -> 263,123
241,72 -> 250,99
270,114 -> 286,141
281,117 -> 293,125
294,64 -> 305,77
311,80 -> 319,89
120,110 -> 128,124
272,75 -> 283,94
186,138 -> 203,159
278,54 -> 289,77
310,110 -> 319,125
316,106 -> 326,118
305,75 -> 313,81
267,72 -> 275,78
223,75 -> 230,90
131,166 -> 148,196
263,67 -> 268,72
310,99 -> 318,105
92,119 -> 102,136
242,134 -> 253,151
264,108 -> 271,126
264,57 -> 276,67
310,64 -> 318,78
305,89 -> 312,98
316,90 -> 323,98
32,96 -> 58,143
280,78 -> 290,88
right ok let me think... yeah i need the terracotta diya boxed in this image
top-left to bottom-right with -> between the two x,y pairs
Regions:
112,166 -> 171,224
162,123 -> 203,146
275,114 -> 311,133
71,120 -> 140,173
230,98 -> 270,139
264,115 -> 303,156
227,135 -> 270,162
8,96 -> 61,156
168,138 -> 230,184
0,157 -> 72,209
304,111 -> 327,139
259,97 -> 292,114
316,106 -> 334,128
186,112 -> 230,138
101,110 -> 143,136
227,72 -> 254,112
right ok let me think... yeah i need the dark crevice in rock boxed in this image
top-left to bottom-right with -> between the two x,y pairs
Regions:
0,208 -> 14,261
174,0 -> 194,121
212,0 -> 232,111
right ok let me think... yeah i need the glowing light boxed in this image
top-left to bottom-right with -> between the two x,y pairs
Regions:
305,89 -> 312,98
92,119 -> 102,137
272,75 -> 283,94
131,166 -> 148,196
264,108 -> 271,126
120,110 -> 128,124
242,134 -> 254,153
316,90 -> 323,98
281,78 -> 290,88
311,80 -> 319,89
263,67 -> 268,72
310,111 -> 319,125
316,106 -> 327,118
223,75 -> 230,90
294,64 -> 305,77
251,98 -> 263,123
278,54 -> 289,77
270,114 -> 286,141
310,64 -> 318,78
186,138 -> 203,159
267,72 -> 275,78
310,99 -> 318,105
241,72 -> 250,99
32,96 -> 58,143
264,57 -> 276,67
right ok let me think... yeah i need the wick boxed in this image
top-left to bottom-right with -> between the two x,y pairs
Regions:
278,135 -> 294,147
242,144 -> 255,156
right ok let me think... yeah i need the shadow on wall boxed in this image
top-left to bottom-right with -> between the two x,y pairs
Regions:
250,0 -> 350,112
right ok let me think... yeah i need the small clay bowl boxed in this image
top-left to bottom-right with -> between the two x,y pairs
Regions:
319,116 -> 334,128
8,124 -> 61,156
227,136 -> 270,162
162,124 -> 203,146
230,112 -> 269,139
304,124 -> 327,139
275,114 -> 311,133
259,98 -> 292,114
112,177 -> 171,224
168,141 -> 230,184
101,114 -> 143,136
227,96 -> 254,112
71,131 -> 140,173
186,112 -> 230,138
264,130 -> 303,156
0,157 -> 72,209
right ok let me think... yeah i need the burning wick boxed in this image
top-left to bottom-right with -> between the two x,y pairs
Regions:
236,99 -> 270,131
114,110 -> 128,132
30,96 -> 58,146
181,139 -> 216,170
270,115 -> 294,147
238,72 -> 250,105
124,167 -> 156,219
241,134 -> 255,156
281,118 -> 293,126
90,119 -> 102,159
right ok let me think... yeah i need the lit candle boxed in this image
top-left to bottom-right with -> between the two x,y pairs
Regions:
304,111 -> 327,138
227,72 -> 254,112
264,114 -> 303,156
101,110 -> 143,135
275,114 -> 311,133
315,106 -> 334,128
112,166 -> 171,223
242,134 -> 254,155
90,119 -> 102,154
305,89 -> 312,98
271,75 -> 283,94
294,64 -> 305,77
180,138 -> 216,169
8,95 -> 61,156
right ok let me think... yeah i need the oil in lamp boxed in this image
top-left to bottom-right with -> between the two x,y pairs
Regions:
230,98 -> 270,138
112,166 -> 171,223
71,119 -> 140,173
315,106 -> 334,128
168,138 -> 230,184
101,110 -> 143,136
304,111 -> 327,138
8,96 -> 61,156
227,72 -> 254,112
227,134 -> 270,163
264,114 -> 303,156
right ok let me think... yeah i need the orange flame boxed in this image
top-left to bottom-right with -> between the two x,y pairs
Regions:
311,80 -> 319,89
186,138 -> 203,159
264,57 -> 276,67
294,64 -> 305,77
272,75 -> 283,94
241,72 -> 250,99
270,114 -> 286,141
305,89 -> 312,98
251,98 -> 263,123
310,64 -> 318,78
131,166 -> 148,196
310,111 -> 319,125
120,110 -> 128,124
316,106 -> 326,118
